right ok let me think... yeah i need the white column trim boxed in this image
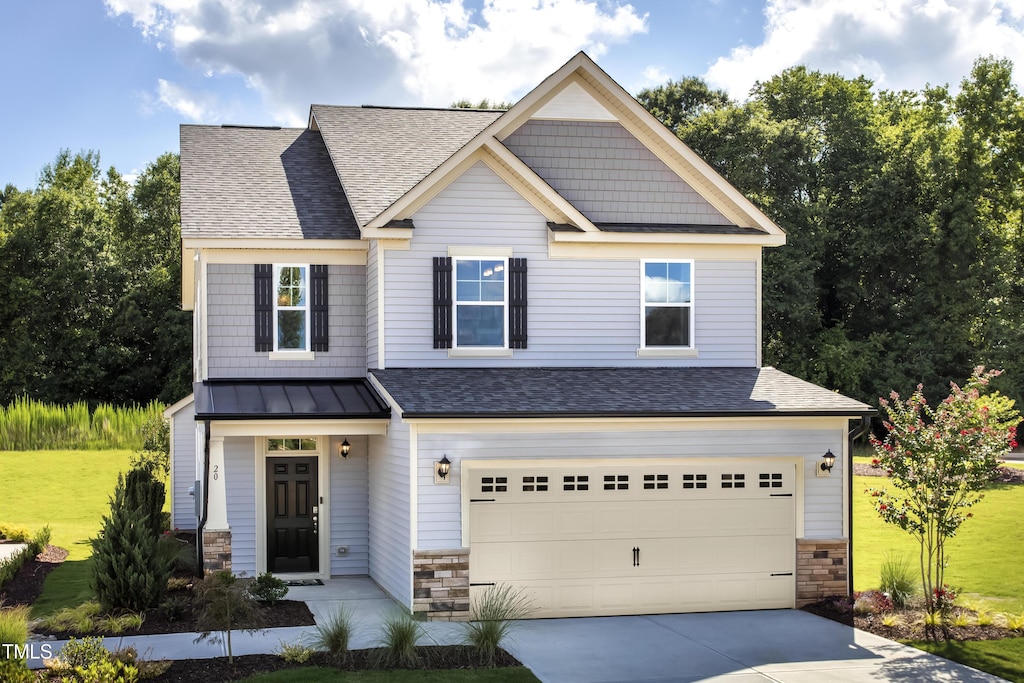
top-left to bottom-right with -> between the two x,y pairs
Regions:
206,436 -> 229,530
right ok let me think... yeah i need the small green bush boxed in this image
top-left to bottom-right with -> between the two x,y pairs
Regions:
158,594 -> 192,622
879,552 -> 917,609
125,467 -> 166,540
313,608 -> 354,660
276,640 -> 314,663
75,658 -> 140,683
376,612 -> 423,668
248,572 -> 288,606
0,525 -> 31,542
52,636 -> 109,669
0,606 -> 32,683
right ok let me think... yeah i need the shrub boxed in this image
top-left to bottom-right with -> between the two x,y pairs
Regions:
276,641 -> 314,663
852,590 -> 892,615
74,658 -> 140,683
879,552 -> 916,609
52,636 -> 109,669
194,570 -> 265,664
976,611 -> 995,626
1004,612 -> 1024,633
880,613 -> 903,628
462,583 -> 535,667
376,612 -> 423,668
129,413 -> 170,477
248,572 -> 288,606
156,533 -> 195,575
91,473 -> 172,612
313,608 -> 354,660
0,525 -> 31,542
125,466 -> 166,539
158,594 -> 193,622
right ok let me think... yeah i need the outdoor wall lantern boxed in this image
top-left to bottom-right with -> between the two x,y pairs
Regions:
820,449 -> 836,474
435,455 -> 452,484
338,439 -> 351,459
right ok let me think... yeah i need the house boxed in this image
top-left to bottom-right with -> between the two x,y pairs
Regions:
166,52 -> 873,621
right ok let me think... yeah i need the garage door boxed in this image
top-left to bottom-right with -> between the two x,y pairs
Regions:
468,460 -> 796,618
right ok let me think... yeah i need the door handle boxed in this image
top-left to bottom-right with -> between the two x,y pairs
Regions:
633,546 -> 640,567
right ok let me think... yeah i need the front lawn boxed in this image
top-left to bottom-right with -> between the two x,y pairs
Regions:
0,449 -> 134,616
853,473 -> 1024,613
908,638 -> 1024,683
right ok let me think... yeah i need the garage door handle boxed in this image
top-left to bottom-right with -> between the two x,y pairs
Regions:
633,547 -> 640,567
771,572 -> 793,577
470,498 -> 496,502
470,582 -> 496,587
770,493 -> 793,497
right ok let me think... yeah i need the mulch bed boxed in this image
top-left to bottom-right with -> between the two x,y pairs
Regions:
149,648 -> 522,682
0,544 -> 68,607
802,595 -> 1021,642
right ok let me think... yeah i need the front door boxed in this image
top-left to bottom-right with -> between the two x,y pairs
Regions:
266,457 -> 319,573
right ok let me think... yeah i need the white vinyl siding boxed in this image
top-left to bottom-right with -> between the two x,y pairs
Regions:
384,162 -> 757,367
224,436 -> 257,576
206,263 -> 367,377
368,416 -> 413,606
415,425 -> 844,550
329,435 -> 370,574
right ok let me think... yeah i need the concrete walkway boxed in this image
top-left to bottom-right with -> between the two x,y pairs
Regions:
26,578 -> 1004,682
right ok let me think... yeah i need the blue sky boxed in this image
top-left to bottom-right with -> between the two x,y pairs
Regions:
2,0 -> 1023,191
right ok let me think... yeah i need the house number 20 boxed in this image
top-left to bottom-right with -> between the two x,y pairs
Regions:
213,465 -> 219,481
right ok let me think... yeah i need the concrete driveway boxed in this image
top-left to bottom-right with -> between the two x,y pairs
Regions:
502,610 -> 1003,682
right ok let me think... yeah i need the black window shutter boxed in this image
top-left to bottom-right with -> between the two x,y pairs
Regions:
509,258 -> 528,349
254,264 -> 273,352
433,257 -> 453,349
310,265 -> 329,352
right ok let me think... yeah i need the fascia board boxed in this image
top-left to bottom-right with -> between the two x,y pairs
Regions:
549,229 -> 786,247
181,242 -> 195,310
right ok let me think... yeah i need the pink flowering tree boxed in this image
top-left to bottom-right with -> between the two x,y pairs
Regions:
867,367 -> 1018,631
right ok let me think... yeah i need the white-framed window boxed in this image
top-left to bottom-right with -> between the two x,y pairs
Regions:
266,437 -> 318,453
641,260 -> 694,348
274,265 -> 309,351
454,257 -> 508,348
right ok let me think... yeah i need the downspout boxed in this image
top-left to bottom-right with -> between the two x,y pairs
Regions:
848,416 -> 872,594
196,419 -> 211,574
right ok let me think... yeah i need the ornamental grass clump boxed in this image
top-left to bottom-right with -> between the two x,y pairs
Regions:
879,552 -> 917,609
312,607 -> 354,661
462,583 -> 535,667
375,612 -> 424,668
866,367 -> 1019,639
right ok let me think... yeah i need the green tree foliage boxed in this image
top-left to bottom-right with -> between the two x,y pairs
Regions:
867,368 -> 1018,636
124,466 -> 166,539
194,570 -> 265,665
638,57 -> 1024,405
91,471 -> 172,612
0,151 -> 190,406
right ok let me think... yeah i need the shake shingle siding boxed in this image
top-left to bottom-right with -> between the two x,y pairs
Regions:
504,120 -> 734,226
180,125 -> 358,240
206,263 -> 367,377
383,162 -> 758,367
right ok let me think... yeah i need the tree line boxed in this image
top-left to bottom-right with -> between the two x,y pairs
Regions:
0,152 -> 190,406
639,56 -> 1024,406
1,56 -> 1021,409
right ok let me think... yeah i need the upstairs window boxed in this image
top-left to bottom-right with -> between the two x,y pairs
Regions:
455,258 -> 507,347
275,265 -> 308,351
254,264 -> 329,353
641,260 -> 693,348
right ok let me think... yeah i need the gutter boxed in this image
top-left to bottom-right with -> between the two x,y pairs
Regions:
848,416 -> 872,594
196,420 -> 211,574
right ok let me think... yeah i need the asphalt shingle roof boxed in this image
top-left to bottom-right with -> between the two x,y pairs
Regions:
370,367 -> 873,418
311,106 -> 503,226
180,125 -> 359,240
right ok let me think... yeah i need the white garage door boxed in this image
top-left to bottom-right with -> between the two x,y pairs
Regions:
468,460 -> 796,618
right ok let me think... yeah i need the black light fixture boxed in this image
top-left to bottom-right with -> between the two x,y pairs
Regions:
436,455 -> 451,481
820,449 -> 836,473
339,439 -> 351,458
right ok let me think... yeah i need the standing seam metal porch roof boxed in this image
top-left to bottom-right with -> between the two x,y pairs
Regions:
193,379 -> 390,420
370,367 -> 873,418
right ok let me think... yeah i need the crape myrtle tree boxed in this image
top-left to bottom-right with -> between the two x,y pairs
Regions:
866,367 -> 1018,636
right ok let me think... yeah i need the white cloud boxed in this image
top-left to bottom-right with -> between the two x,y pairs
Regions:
705,0 -> 1024,99
105,0 -> 648,124
640,64 -> 671,87
151,78 -> 223,121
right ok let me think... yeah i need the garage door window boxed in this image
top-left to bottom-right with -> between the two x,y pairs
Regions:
522,476 -> 549,492
644,474 -> 669,490
721,473 -> 746,489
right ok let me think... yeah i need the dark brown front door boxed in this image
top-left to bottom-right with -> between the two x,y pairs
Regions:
266,457 -> 319,573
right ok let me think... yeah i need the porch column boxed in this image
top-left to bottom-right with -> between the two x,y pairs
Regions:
203,435 -> 232,572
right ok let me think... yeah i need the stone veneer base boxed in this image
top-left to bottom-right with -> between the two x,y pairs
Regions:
413,549 -> 470,621
202,529 -> 232,574
796,538 -> 848,607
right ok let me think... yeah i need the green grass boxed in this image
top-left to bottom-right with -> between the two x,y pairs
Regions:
239,668 -> 540,682
907,638 -> 1024,683
854,474 -> 1024,612
0,449 -> 134,616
